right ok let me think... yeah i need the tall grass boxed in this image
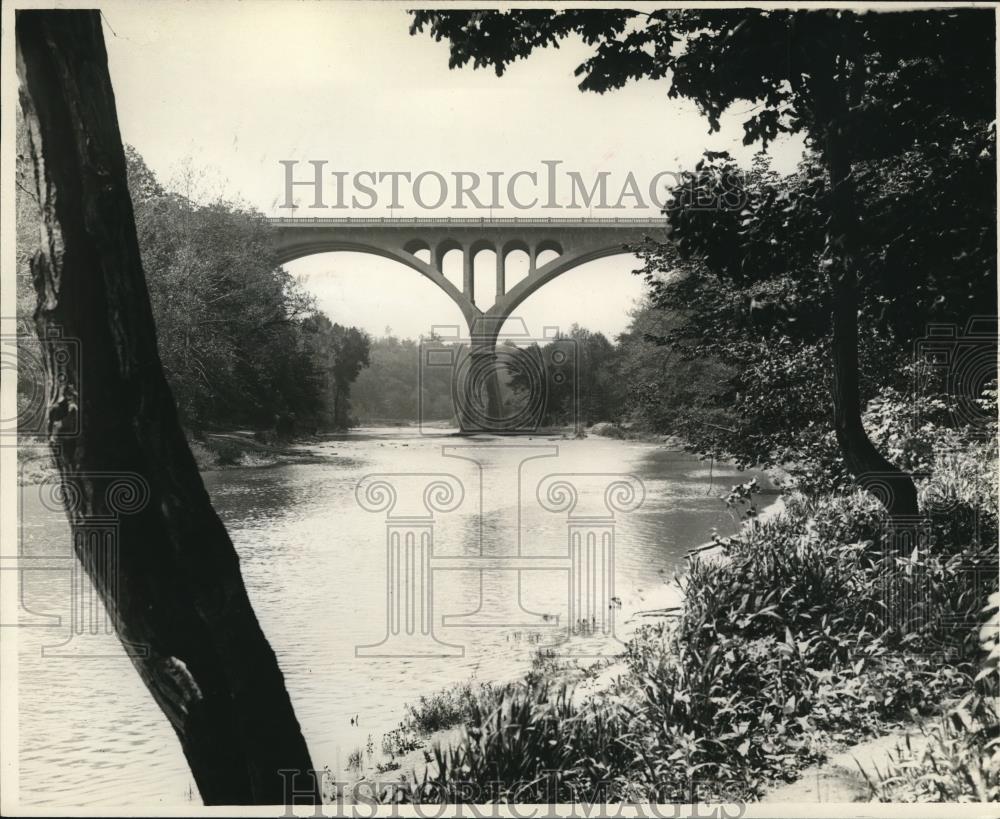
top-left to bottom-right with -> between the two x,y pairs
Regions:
382,445 -> 998,804
403,679 -> 481,735
861,693 -> 999,801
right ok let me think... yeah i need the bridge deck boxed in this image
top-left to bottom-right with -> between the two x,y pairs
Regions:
267,215 -> 667,324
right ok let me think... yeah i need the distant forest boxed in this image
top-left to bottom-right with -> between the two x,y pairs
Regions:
350,313 -> 727,433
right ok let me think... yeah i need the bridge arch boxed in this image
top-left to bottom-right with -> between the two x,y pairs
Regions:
403,238 -> 430,255
472,246 -> 498,311
434,239 -> 463,272
269,217 -> 665,336
535,238 -> 563,257
487,244 -> 638,326
470,238 -> 497,257
269,217 -> 664,432
500,238 -> 530,257
275,241 -> 478,327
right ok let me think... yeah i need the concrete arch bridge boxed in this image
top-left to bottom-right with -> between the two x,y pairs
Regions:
268,216 -> 666,430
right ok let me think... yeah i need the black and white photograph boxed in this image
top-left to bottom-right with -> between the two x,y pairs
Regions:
1,1 -> 998,814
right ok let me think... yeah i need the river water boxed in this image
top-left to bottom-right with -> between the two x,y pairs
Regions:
15,428 -> 769,808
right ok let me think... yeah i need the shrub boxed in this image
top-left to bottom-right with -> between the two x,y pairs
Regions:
400,683 -> 635,803
403,679 -> 481,735
207,437 -> 244,466
378,438 -> 998,805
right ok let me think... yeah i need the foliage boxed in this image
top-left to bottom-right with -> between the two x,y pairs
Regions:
863,694 -> 999,802
351,326 -> 631,428
121,147 -> 370,432
19,137 -> 378,439
15,107 -> 46,438
613,299 -> 735,435
380,726 -> 421,760
863,592 -> 999,803
505,324 -> 625,427
377,437 -> 997,804
411,10 -> 992,149
628,140 -> 996,480
351,332 -> 455,423
398,683 -> 635,804
207,438 -> 244,467
402,679 -> 481,736
412,7 -> 996,518
302,314 -> 371,429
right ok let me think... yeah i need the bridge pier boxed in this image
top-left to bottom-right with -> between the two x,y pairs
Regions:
456,326 -> 505,433
462,245 -> 474,303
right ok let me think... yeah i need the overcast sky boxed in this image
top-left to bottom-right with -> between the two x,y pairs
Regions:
99,1 -> 805,340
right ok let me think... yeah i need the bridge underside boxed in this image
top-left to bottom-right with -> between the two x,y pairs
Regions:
269,218 -> 666,335
269,217 -> 666,432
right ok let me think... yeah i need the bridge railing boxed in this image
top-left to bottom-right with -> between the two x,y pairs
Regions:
267,216 -> 666,227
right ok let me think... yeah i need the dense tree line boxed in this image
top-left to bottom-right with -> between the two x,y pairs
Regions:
126,149 -> 371,433
351,325 -> 629,428
351,332 -> 453,423
631,127 -> 995,486
349,316 -> 729,433
18,138 -> 372,435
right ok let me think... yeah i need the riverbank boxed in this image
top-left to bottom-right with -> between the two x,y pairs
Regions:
352,420 -> 683,445
16,429 -> 330,484
187,431 -> 329,470
335,483 -> 788,796
15,420 -> 752,483
588,420 -> 684,446
620,487 -> 787,639
352,445 -> 997,805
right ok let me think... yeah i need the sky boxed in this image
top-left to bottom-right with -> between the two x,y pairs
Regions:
98,0 -> 805,340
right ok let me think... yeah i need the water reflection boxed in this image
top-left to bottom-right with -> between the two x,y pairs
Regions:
16,428 -> 771,807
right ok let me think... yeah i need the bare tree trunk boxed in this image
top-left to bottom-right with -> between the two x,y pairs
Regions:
16,10 -> 319,804
820,50 -> 918,520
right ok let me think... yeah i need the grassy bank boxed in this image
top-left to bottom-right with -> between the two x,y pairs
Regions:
186,431 -> 327,470
587,421 -> 684,446
17,430 -> 326,484
364,441 -> 998,804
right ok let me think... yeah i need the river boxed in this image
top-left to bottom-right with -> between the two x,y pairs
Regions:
15,427 -> 771,808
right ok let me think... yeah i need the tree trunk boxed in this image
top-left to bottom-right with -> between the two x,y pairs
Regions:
822,62 -> 919,520
16,10 -> 319,804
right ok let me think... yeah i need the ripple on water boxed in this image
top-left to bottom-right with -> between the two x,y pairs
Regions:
17,431 -> 767,807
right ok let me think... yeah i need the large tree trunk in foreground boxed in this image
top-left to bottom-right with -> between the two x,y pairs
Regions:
17,10 -> 319,804
821,54 -> 919,521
